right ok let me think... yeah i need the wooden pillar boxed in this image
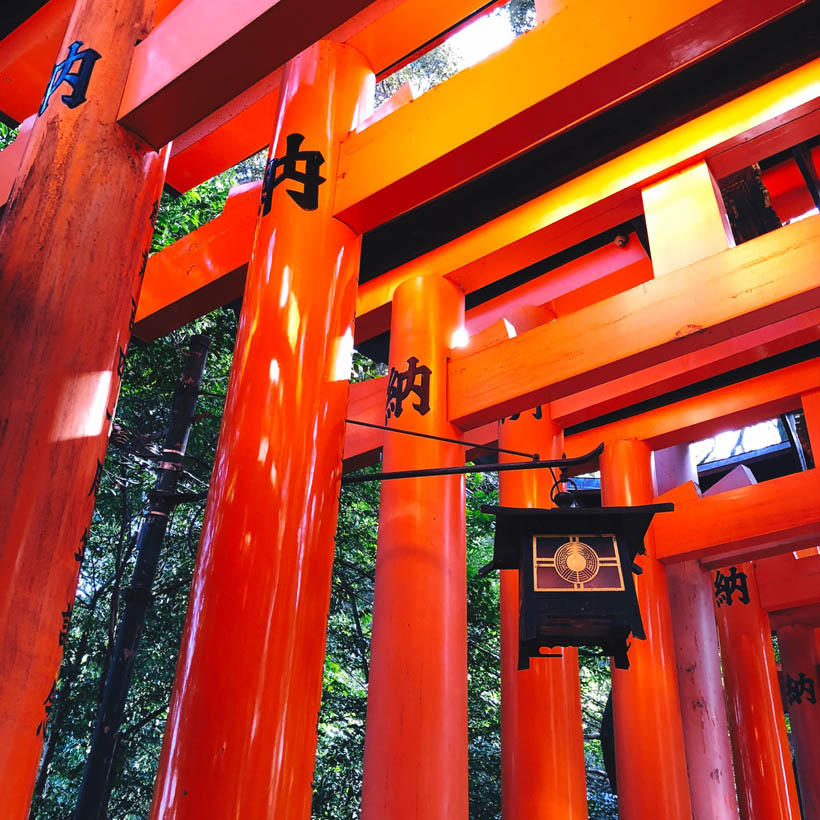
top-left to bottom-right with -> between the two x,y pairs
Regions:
361,274 -> 468,820
0,2 -> 167,817
654,445 -> 739,820
498,407 -> 587,820
149,41 -> 374,820
600,440 -> 692,820
777,624 -> 820,820
714,561 -> 801,820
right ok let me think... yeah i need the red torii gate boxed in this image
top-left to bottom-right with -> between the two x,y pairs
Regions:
2,0 -> 820,819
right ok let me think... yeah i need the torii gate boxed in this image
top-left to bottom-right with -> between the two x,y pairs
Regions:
2,1 -> 820,819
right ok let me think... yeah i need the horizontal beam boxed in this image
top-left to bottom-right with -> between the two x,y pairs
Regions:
132,182 -> 258,341
333,0 -> 808,233
551,310 -> 820,428
117,0 -> 378,148
566,357 -> 820,456
448,214 -> 820,428
0,0 -> 180,124
652,468 -> 820,564
129,57 -> 820,340
119,0 -> 504,157
163,1 -> 503,191
757,552 -> 820,613
769,604 -> 820,629
343,376 -> 387,472
354,55 -> 820,339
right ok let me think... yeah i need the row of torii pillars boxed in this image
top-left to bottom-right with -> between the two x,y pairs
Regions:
0,1 -> 819,818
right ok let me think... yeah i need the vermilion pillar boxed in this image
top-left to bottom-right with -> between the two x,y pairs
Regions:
149,41 -> 374,820
714,561 -> 801,820
0,1 -> 167,817
654,445 -> 739,820
776,624 -> 820,820
361,275 -> 468,820
600,440 -> 692,820
498,407 -> 587,820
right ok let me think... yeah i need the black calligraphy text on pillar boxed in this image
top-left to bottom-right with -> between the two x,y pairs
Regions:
785,673 -> 817,705
39,41 -> 101,116
260,133 -> 326,215
713,566 -> 750,607
501,405 -> 543,425
385,357 -> 432,424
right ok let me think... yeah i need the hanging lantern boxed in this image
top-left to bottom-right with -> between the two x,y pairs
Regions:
480,499 -> 673,669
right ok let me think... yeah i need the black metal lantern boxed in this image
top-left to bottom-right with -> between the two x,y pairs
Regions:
480,502 -> 673,669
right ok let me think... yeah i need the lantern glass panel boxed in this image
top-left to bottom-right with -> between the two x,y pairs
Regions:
532,534 -> 626,592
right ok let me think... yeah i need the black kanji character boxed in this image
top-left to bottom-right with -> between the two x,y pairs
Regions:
58,603 -> 73,647
117,346 -> 127,379
36,680 -> 57,737
385,357 -> 432,424
88,459 -> 103,497
786,672 -> 817,705
714,566 -> 750,607
501,405 -> 543,424
128,297 -> 138,335
75,528 -> 89,563
39,41 -> 101,116
260,133 -> 325,214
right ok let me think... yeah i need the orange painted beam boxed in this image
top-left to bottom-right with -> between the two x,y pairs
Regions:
334,0 -> 808,232
133,181 -> 259,342
757,552 -> 820,612
163,0 -> 505,191
122,0 -> 504,157
354,55 -> 820,335
565,358 -> 820,457
0,0 -> 180,124
448,214 -> 820,428
652,469 -> 820,565
139,58 -> 820,342
117,0 -> 379,148
0,0 -> 70,123
342,376 -> 387,472
466,237 -> 651,335
551,309 -> 820,429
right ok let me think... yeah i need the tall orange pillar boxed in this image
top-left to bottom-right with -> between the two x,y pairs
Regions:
0,1 -> 167,817
776,624 -> 820,820
498,407 -> 587,820
713,561 -> 801,820
361,274 -> 468,820
654,446 -> 739,820
149,41 -> 374,820
600,440 -> 692,820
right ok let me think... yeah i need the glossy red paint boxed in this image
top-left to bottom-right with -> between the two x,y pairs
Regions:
714,561 -> 801,820
498,408 -> 587,820
655,447 -> 739,820
777,624 -> 820,820
149,40 -> 374,820
601,440 -> 692,820
361,275 -> 469,820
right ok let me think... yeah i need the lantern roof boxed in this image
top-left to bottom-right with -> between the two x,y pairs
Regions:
480,503 -> 674,571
